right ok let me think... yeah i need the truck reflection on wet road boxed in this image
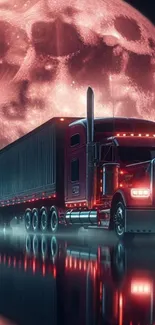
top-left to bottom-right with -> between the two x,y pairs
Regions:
0,230 -> 155,325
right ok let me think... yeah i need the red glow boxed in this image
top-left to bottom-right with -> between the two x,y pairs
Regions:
119,294 -> 123,325
32,258 -> 36,273
131,188 -> 150,198
42,263 -> 46,276
131,281 -> 151,295
53,266 -> 56,278
65,258 -> 68,268
24,258 -> 27,271
116,133 -> 155,138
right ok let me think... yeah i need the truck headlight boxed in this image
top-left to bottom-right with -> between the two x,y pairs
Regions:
131,188 -> 150,198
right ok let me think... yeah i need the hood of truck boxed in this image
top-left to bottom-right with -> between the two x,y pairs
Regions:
113,136 -> 155,147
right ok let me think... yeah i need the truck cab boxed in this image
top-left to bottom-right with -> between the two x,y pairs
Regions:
64,88 -> 155,239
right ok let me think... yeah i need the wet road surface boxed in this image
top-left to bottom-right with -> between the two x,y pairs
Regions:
0,227 -> 155,325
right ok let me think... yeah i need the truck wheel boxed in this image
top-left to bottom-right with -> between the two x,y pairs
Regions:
25,209 -> 32,232
32,208 -> 40,232
50,206 -> 59,233
113,202 -> 126,239
40,207 -> 49,232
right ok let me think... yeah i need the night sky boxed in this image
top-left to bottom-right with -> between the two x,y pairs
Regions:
125,0 -> 155,24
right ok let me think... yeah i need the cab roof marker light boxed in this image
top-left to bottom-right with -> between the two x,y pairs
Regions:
131,188 -> 150,198
115,133 -> 155,137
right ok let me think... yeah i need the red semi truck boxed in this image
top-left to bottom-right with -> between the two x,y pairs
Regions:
1,87 -> 155,238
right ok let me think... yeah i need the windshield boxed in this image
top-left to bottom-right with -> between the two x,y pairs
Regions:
118,147 -> 155,163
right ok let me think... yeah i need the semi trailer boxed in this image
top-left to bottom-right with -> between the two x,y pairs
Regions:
1,87 -> 155,238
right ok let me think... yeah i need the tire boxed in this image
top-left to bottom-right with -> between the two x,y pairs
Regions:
25,209 -> 32,232
40,207 -> 49,233
113,201 -> 134,241
113,201 -> 126,239
50,206 -> 59,234
32,208 -> 40,232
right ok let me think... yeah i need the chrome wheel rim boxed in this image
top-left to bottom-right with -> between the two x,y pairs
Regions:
115,206 -> 124,236
41,211 -> 47,231
32,211 -> 38,231
51,211 -> 58,232
25,211 -> 31,230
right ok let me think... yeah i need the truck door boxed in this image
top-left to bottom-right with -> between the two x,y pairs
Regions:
65,124 -> 86,206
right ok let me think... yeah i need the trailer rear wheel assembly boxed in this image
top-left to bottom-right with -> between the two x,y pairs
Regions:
50,206 -> 59,233
32,208 -> 40,232
25,209 -> 32,232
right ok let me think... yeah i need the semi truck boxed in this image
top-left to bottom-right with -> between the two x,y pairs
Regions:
1,87 -> 155,238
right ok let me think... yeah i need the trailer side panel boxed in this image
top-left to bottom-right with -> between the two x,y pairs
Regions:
0,121 -> 59,201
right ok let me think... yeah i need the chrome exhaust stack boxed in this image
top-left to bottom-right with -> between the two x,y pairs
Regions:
86,87 -> 95,209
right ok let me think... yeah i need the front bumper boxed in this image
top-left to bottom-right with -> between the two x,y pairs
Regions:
125,209 -> 155,233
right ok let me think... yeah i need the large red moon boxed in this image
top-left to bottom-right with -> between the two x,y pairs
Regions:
0,0 -> 154,147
